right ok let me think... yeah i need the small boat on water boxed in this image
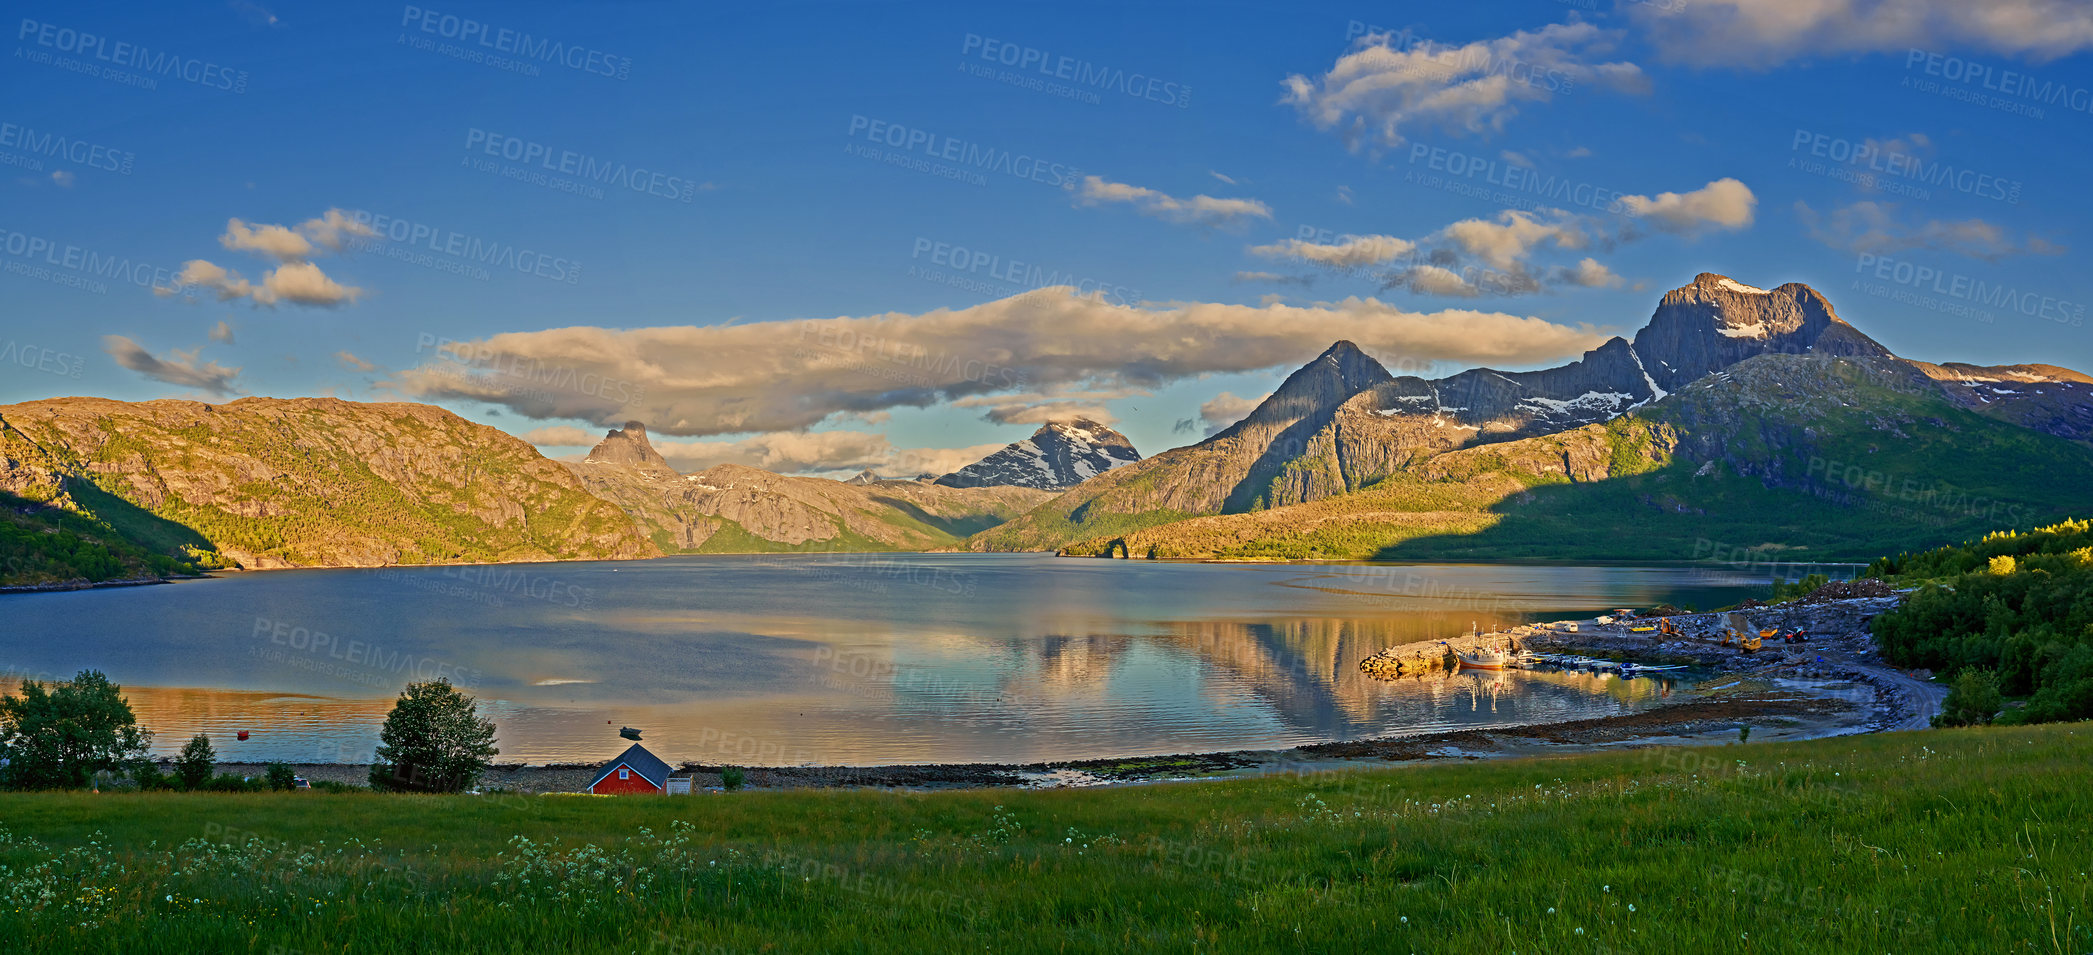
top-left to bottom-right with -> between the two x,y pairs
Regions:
1456,647 -> 1514,670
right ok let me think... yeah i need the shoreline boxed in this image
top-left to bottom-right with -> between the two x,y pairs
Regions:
199,593 -> 1940,794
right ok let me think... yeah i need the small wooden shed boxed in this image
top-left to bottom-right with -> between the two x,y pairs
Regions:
586,743 -> 673,795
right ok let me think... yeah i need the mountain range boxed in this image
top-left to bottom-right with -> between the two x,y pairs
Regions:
564,422 -> 1053,553
967,273 -> 2093,560
5,273 -> 2089,586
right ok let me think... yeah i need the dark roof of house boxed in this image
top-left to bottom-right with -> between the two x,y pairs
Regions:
587,743 -> 673,790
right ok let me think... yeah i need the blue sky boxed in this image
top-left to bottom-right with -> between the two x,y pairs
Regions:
5,0 -> 2090,475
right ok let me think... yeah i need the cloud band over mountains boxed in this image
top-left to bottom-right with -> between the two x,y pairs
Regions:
386,287 -> 1608,438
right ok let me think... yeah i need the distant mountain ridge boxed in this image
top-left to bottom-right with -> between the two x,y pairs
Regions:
934,419 -> 1141,490
566,424 -> 1053,553
968,273 -> 2093,558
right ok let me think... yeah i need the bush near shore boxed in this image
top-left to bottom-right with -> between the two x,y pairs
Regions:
1,725 -> 2087,953
1870,518 -> 2093,724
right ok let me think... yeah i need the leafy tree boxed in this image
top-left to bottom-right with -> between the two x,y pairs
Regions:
369,679 -> 498,793
1936,669 -> 2003,727
0,670 -> 152,790
265,761 -> 297,791
175,734 -> 216,790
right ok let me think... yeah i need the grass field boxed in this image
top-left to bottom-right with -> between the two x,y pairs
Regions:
2,724 -> 2087,953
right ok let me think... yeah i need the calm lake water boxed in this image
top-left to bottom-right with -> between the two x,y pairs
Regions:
0,554 -> 1822,767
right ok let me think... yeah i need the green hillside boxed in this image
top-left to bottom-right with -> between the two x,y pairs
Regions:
1037,355 -> 2093,562
0,397 -> 657,586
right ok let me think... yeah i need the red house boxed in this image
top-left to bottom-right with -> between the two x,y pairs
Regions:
586,743 -> 674,795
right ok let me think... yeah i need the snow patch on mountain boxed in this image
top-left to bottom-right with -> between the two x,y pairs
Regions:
934,419 -> 1141,490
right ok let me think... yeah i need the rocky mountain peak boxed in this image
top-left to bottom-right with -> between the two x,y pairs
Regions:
1636,274 -> 1884,393
1221,339 -> 1393,438
585,420 -> 676,474
935,419 -> 1142,490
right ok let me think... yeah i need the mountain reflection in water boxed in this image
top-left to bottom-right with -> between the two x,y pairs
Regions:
0,554 -> 1793,765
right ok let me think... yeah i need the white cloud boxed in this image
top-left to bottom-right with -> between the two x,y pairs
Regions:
162,259 -> 363,307
1209,170 -> 1239,185
1282,22 -> 1648,151
209,320 -> 235,344
161,207 -> 372,308
1198,391 -> 1267,434
1233,270 -> 1316,287
1500,149 -> 1536,168
50,170 -> 74,187
1395,264 -> 1486,297
978,401 -> 1118,426
220,219 -> 313,261
1250,233 -> 1417,268
652,431 -> 1008,477
1442,208 -> 1591,270
101,335 -> 240,395
1795,200 -> 2065,259
1631,0 -> 2093,67
1079,176 -> 1273,228
1556,257 -> 1623,288
1335,185 -> 1355,205
1617,178 -> 1757,233
334,351 -> 377,372
217,208 -> 376,262
385,287 -> 1608,437
524,425 -> 601,447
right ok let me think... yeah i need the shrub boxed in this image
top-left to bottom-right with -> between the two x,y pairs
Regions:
175,735 -> 217,791
369,679 -> 499,793
1936,669 -> 2003,728
0,670 -> 152,790
721,767 -> 746,792
1771,573 -> 1830,602
265,762 -> 297,791
205,773 -> 263,793
1876,520 -> 2093,725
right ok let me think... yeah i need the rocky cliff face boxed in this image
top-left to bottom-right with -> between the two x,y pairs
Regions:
934,419 -> 1141,490
0,397 -> 661,570
584,421 -> 677,475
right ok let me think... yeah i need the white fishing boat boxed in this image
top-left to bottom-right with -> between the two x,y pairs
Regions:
1455,646 -> 1514,670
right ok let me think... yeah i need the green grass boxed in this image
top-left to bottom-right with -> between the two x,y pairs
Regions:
3,725 -> 2088,952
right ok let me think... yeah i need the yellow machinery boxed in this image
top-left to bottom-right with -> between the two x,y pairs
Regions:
1723,613 -> 1764,652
